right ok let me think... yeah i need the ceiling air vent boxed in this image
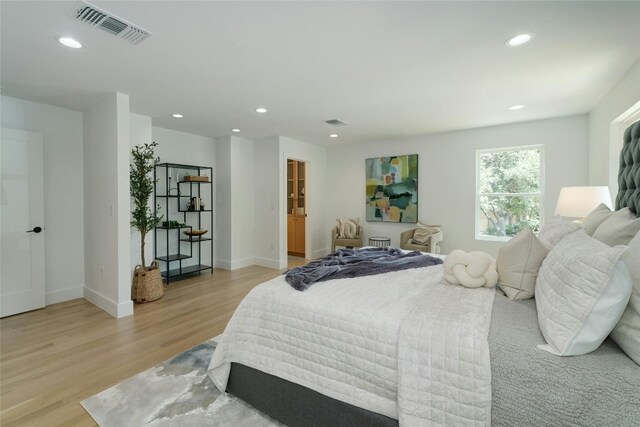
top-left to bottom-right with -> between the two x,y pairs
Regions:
325,119 -> 348,127
73,1 -> 152,45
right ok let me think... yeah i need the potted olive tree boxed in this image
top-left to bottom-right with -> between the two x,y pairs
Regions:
130,142 -> 163,303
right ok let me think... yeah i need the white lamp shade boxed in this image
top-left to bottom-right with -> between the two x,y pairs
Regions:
555,186 -> 612,218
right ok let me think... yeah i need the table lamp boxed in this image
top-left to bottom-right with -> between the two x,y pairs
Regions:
555,186 -> 612,218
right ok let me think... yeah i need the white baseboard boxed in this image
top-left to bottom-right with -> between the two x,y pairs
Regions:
215,259 -> 230,269
46,286 -> 84,305
83,287 -> 133,318
215,257 -> 255,270
312,248 -> 330,259
254,256 -> 285,269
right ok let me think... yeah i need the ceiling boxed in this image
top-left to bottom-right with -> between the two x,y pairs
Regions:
1,1 -> 639,146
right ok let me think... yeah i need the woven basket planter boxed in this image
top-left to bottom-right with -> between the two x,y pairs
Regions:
132,261 -> 163,303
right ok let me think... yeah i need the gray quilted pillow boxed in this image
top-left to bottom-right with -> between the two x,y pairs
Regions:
583,203 -> 613,236
592,207 -> 640,246
537,215 -> 581,249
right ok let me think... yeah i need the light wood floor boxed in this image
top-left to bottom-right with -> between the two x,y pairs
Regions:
1,261 -> 306,426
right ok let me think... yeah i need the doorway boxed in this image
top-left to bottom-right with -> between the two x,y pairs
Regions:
1,128 -> 46,317
287,159 -> 306,257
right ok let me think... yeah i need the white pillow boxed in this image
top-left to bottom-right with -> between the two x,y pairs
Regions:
592,207 -> 640,246
537,215 -> 581,249
497,228 -> 549,300
583,203 -> 613,236
611,231 -> 640,365
336,218 -> 359,239
535,230 -> 631,356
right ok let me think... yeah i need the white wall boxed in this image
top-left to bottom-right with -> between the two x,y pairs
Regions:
252,135 -> 329,268
0,96 -> 85,305
279,136 -> 328,260
215,137 -> 232,267
327,115 -> 589,257
83,93 -> 133,318
253,136 -> 281,268
215,136 -> 255,269
588,59 -> 640,195
230,137 -> 255,266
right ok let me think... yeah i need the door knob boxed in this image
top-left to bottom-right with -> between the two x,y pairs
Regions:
27,226 -> 43,233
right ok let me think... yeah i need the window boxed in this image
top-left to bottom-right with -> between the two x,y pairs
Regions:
476,146 -> 544,241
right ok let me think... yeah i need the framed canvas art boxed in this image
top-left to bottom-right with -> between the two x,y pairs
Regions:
365,154 -> 418,223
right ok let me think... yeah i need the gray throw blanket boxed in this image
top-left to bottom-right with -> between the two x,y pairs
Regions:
284,247 -> 443,291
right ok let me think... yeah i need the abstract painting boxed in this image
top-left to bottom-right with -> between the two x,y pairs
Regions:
366,154 -> 418,223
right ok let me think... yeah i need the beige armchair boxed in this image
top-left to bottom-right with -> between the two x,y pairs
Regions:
331,225 -> 363,251
400,228 -> 443,254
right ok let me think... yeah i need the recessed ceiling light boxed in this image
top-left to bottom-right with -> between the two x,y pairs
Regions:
509,105 -> 525,110
58,37 -> 82,49
330,134 -> 338,138
232,128 -> 241,133
505,33 -> 533,47
171,113 -> 184,118
256,108 -> 267,113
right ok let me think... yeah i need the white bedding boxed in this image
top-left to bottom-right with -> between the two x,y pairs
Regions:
207,263 -> 496,426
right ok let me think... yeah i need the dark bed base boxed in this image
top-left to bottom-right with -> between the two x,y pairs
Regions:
227,363 -> 399,427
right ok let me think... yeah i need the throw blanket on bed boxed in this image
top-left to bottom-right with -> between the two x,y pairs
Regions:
208,263 -> 496,426
284,247 -> 443,291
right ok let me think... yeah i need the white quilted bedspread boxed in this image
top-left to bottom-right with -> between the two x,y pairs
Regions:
208,263 -> 495,426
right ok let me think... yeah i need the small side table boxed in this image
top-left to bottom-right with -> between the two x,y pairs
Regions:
369,236 -> 391,248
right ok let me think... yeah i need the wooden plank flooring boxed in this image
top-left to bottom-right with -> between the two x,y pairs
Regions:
1,260 -> 306,426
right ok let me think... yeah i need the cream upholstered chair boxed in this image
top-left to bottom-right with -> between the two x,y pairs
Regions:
400,228 -> 443,254
331,225 -> 363,251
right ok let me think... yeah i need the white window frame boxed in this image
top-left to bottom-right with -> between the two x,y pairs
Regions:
475,145 -> 545,242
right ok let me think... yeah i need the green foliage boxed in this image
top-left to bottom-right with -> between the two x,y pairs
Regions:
479,149 -> 541,237
130,142 -> 162,267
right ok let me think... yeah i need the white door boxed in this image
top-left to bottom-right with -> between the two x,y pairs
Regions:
1,128 -> 45,317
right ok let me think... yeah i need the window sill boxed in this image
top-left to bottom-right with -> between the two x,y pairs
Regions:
475,235 -> 512,242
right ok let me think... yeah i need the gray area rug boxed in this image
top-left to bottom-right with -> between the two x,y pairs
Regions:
81,340 -> 282,427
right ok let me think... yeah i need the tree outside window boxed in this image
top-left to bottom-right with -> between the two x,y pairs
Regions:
476,146 -> 544,240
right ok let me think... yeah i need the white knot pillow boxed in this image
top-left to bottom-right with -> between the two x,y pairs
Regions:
444,250 -> 498,288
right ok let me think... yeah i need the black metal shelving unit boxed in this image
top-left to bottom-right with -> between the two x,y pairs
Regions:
154,162 -> 213,283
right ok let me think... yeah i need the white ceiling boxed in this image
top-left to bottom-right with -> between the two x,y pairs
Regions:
1,1 -> 639,146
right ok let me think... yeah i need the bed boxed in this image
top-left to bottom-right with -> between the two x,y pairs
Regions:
208,119 -> 640,426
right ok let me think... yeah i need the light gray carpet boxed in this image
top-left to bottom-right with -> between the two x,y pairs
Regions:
81,340 -> 282,427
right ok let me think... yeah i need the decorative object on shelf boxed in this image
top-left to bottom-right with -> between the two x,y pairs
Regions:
186,196 -> 206,211
183,229 -> 208,237
365,154 -> 418,223
155,163 -> 213,283
183,175 -> 209,182
130,141 -> 164,303
161,220 -> 186,228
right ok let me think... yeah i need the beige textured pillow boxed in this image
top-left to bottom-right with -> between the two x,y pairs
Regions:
611,231 -> 640,365
336,218 -> 359,239
412,222 -> 440,245
583,203 -> 613,236
497,229 -> 549,300
592,207 -> 640,246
